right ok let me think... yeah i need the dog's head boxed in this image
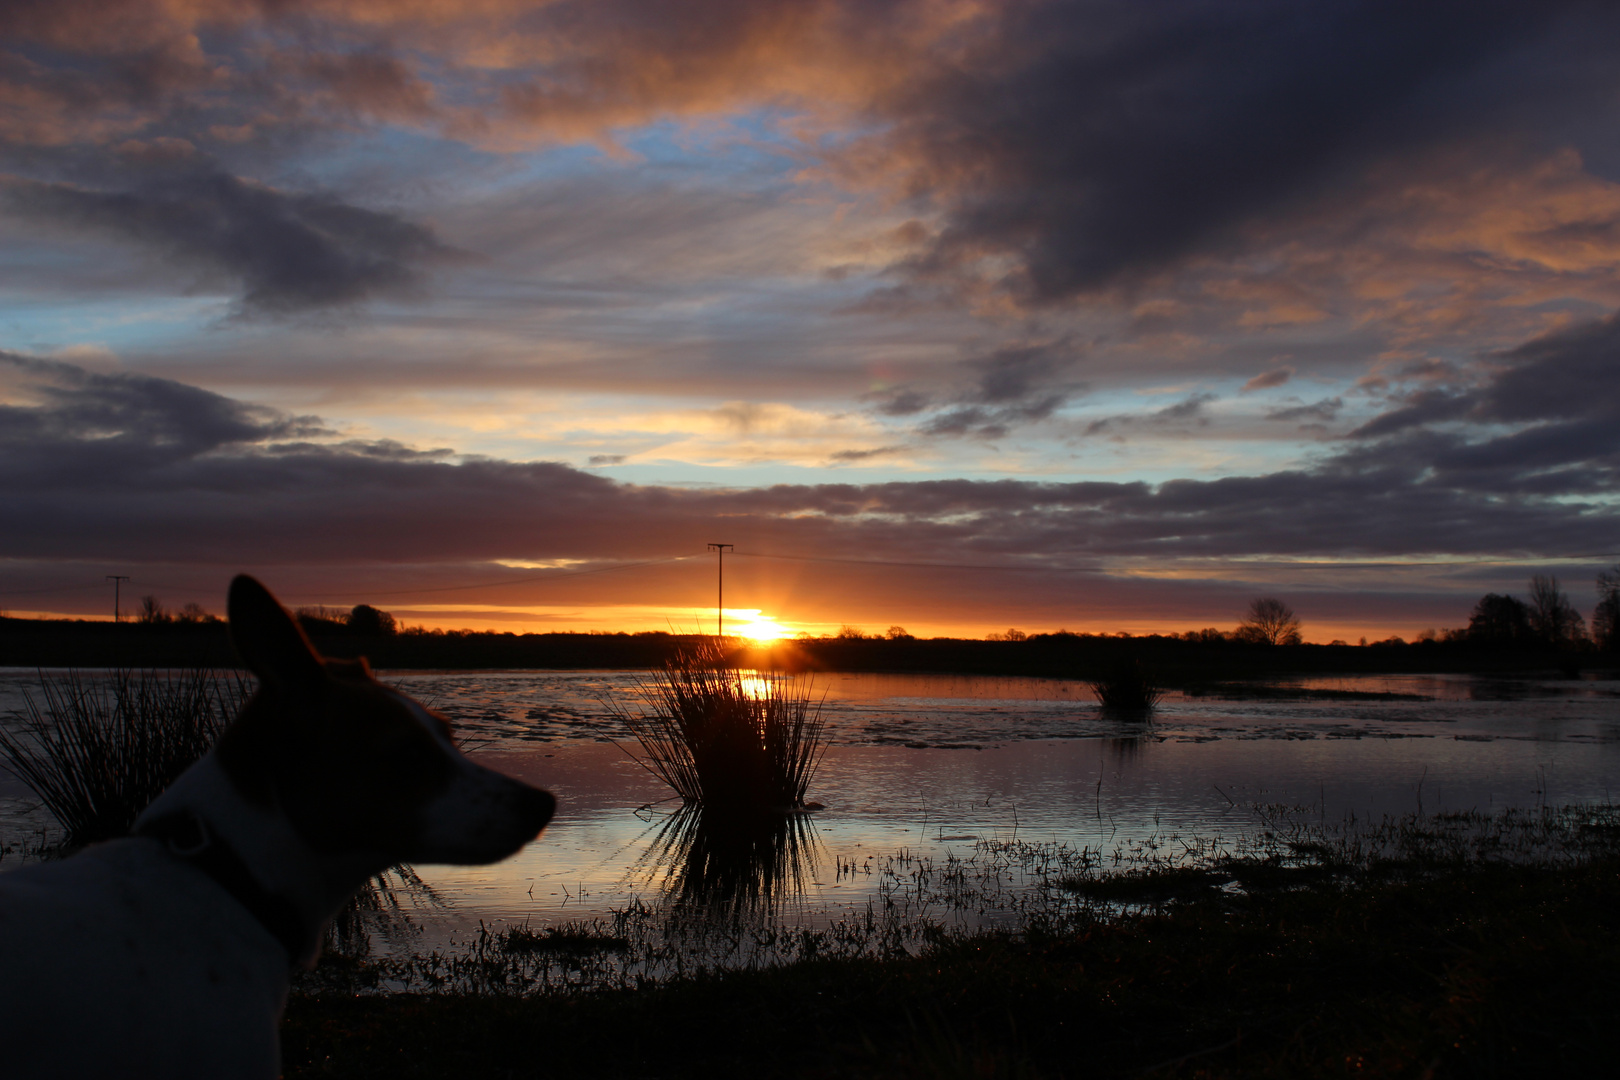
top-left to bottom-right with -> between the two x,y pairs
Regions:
215,575 -> 555,866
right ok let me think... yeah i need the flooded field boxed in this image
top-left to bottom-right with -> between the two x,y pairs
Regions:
3,667 -> 1617,959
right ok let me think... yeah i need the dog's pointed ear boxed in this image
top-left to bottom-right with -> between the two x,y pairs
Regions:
228,575 -> 323,693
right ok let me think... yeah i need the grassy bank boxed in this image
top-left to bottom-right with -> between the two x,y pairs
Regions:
283,807 -> 1620,1078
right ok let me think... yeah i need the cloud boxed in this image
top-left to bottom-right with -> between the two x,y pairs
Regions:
870,1 -> 1620,302
891,339 -> 1086,440
2,171 -> 457,312
828,445 -> 905,463
8,0 -> 1620,326
1266,397 -> 1341,423
5,353 -> 1615,573
1337,312 -> 1620,494
1244,367 -> 1294,392
0,352 -> 322,485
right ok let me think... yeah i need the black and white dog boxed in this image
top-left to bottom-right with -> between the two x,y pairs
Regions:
0,576 -> 555,1077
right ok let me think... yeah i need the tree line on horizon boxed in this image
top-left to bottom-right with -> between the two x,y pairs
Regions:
102,565 -> 1620,654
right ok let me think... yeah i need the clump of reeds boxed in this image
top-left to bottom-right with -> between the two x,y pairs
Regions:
0,669 -> 250,846
609,639 -> 828,813
1091,660 -> 1163,717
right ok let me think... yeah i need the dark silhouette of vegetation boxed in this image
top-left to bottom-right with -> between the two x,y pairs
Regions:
1235,597 -> 1302,645
1527,574 -> 1586,646
1463,573 -> 1605,655
0,669 -> 249,846
607,640 -> 828,814
1596,565 -> 1620,652
1467,592 -> 1533,644
1090,659 -> 1162,717
347,603 -> 398,636
283,805 -> 1620,1078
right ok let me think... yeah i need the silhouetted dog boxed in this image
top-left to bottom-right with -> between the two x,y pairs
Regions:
0,576 -> 555,1078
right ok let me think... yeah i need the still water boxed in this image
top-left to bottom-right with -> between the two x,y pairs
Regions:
2,668 -> 1617,948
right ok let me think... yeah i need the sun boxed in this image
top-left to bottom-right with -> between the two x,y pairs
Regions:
730,610 -> 789,642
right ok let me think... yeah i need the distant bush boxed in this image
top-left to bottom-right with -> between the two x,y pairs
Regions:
348,604 -> 397,636
1091,660 -> 1163,717
1467,593 -> 1532,644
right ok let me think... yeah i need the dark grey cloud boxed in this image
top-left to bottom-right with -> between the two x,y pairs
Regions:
895,340 -> 1085,439
828,445 -> 906,463
2,171 -> 456,312
1153,393 -> 1216,424
1267,397 -> 1342,423
0,353 -> 323,486
1244,367 -> 1295,392
5,351 -> 1616,571
879,0 -> 1620,301
1082,392 -> 1216,436
1344,312 -> 1620,494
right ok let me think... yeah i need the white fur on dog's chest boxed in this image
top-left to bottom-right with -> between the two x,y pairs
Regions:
0,839 -> 289,1078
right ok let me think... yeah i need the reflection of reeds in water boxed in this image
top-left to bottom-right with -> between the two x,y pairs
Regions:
1103,736 -> 1146,765
609,640 -> 828,812
324,864 -> 449,959
0,669 -> 250,846
635,805 -> 821,916
1091,660 -> 1163,720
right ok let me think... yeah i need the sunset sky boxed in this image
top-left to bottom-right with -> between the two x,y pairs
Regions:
3,0 -> 1619,641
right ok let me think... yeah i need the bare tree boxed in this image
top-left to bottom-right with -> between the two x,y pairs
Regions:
1236,597 -> 1302,645
137,595 -> 169,624
1528,575 -> 1586,646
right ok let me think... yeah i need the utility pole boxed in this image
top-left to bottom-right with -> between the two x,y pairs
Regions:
707,543 -> 733,637
106,575 -> 130,622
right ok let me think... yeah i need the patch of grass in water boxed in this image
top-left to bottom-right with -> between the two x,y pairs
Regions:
497,921 -> 631,957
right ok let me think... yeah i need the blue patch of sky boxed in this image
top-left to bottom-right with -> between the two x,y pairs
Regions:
1,297 -> 224,360
477,108 -> 820,196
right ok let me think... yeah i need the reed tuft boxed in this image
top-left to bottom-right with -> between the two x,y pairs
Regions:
0,668 -> 250,847
609,639 -> 828,813
1091,660 -> 1163,716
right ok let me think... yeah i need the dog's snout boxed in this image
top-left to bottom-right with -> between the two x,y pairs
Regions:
520,785 -> 557,833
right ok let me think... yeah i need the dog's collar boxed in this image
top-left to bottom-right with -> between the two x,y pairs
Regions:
136,809 -> 308,965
